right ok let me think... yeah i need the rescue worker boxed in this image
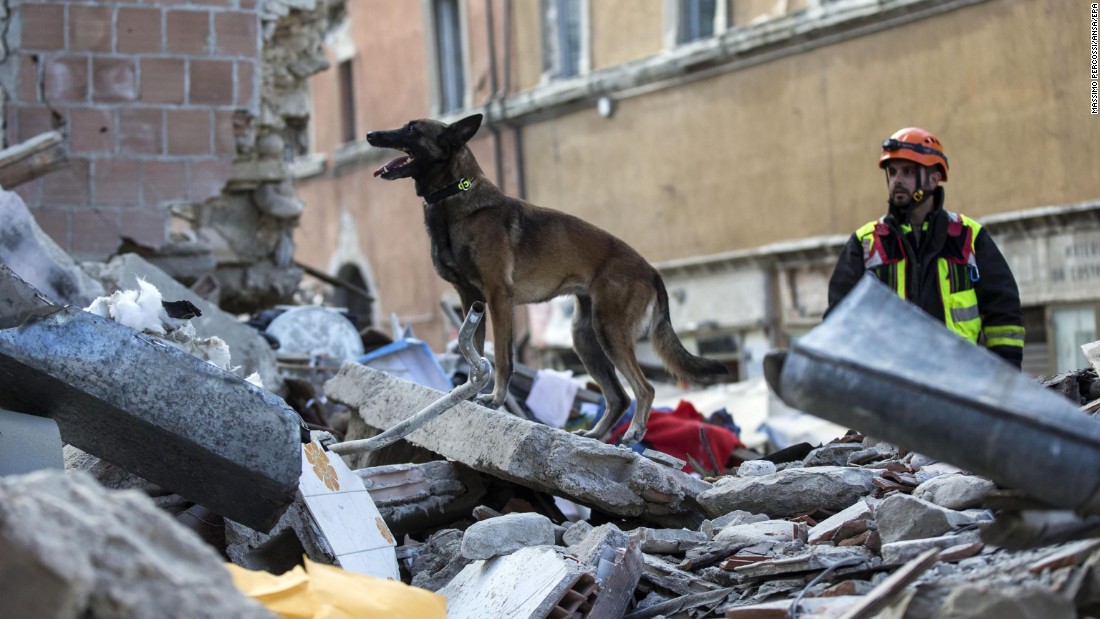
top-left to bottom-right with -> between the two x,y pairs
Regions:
826,127 -> 1026,368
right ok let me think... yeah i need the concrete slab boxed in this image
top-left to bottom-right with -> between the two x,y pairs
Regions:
0,266 -> 301,530
326,364 -> 708,524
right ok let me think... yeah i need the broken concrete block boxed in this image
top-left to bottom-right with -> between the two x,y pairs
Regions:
0,190 -> 104,306
410,529 -> 473,592
460,512 -> 557,560
875,493 -> 978,544
563,520 -> 594,546
803,442 -> 864,467
701,509 -> 770,538
714,519 -> 806,546
0,408 -> 63,475
629,527 -> 708,554
914,461 -> 967,484
808,497 -> 876,545
85,253 -> 279,389
355,461 -> 488,539
326,364 -> 706,525
0,470 -> 275,619
0,266 -> 301,530
737,459 -> 777,477
698,466 -> 878,519
439,546 -> 597,619
912,473 -> 996,510
880,530 -> 983,564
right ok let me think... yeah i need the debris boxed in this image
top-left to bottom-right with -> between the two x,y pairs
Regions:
764,274 -> 1100,516
698,466 -> 879,519
0,131 -> 68,189
326,364 -> 706,525
354,461 -> 488,539
833,548 -> 939,619
0,266 -> 301,530
874,494 -> 979,544
0,470 -> 274,619
912,474 -> 997,510
460,512 -> 557,560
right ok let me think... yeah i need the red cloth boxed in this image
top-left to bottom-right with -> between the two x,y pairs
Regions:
608,400 -> 744,474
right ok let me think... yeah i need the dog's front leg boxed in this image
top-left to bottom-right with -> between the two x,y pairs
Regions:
477,288 -> 514,408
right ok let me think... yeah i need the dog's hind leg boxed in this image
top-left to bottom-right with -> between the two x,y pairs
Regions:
592,293 -> 655,448
571,295 -> 630,441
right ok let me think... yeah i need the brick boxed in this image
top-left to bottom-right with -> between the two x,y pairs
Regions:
13,180 -> 43,209
142,161 -> 187,206
214,110 -> 238,157
118,7 -> 163,54
140,58 -> 185,104
236,60 -> 255,106
71,207 -> 121,258
189,159 -> 231,202
93,159 -> 141,206
240,0 -> 257,9
189,60 -> 233,105
19,4 -> 64,51
69,4 -> 112,53
69,107 -> 114,154
41,158 -> 90,207
42,56 -> 89,102
93,58 -> 138,102
17,106 -> 58,142
17,55 -> 39,102
118,207 -> 167,248
30,207 -> 71,250
166,10 -> 210,55
119,108 -> 163,155
166,109 -> 211,155
214,11 -> 258,57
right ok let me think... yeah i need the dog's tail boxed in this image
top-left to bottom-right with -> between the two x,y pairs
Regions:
650,274 -> 730,382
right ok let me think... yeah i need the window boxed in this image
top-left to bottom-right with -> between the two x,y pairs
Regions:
541,0 -> 587,80
338,60 -> 356,144
1051,305 -> 1097,373
432,0 -> 466,114
677,0 -> 718,44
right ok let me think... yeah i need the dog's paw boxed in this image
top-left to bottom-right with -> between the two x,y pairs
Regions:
618,429 -> 644,448
475,393 -> 504,408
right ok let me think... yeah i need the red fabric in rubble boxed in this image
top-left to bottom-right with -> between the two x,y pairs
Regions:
608,400 -> 744,474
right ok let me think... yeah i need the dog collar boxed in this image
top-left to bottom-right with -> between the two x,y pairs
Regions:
424,178 -> 474,204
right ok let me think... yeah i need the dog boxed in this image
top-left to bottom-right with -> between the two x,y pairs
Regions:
366,114 -> 728,446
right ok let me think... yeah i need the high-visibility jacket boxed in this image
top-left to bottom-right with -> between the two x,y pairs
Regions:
827,200 -> 1025,368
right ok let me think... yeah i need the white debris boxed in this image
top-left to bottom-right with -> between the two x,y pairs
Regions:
84,278 -> 168,335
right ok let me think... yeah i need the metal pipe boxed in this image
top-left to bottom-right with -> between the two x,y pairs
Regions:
329,302 -> 492,455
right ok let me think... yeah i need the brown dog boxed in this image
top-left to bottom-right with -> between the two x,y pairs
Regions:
366,114 -> 728,446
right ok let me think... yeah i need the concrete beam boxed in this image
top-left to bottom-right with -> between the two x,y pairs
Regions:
0,266 -> 301,530
326,364 -> 708,525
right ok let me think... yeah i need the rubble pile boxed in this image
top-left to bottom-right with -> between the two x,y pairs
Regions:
4,186 -> 1100,617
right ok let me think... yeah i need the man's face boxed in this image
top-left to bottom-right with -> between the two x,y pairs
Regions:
885,160 -> 922,208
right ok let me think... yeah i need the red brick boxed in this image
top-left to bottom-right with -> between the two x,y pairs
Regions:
142,161 -> 187,205
42,56 -> 89,102
17,55 -> 39,102
239,0 -> 257,9
190,159 -> 231,202
166,109 -> 211,155
19,4 -> 65,51
236,60 -> 255,106
41,158 -> 90,207
118,8 -> 163,54
140,58 -> 185,104
69,107 -> 114,154
166,10 -> 210,55
17,106 -> 58,142
189,60 -> 233,105
93,159 -> 141,206
119,108 -> 163,155
69,5 -> 112,53
30,207 -> 71,249
93,58 -> 138,102
118,207 -> 167,248
71,207 -> 121,258
214,11 -> 258,57
214,110 -> 238,156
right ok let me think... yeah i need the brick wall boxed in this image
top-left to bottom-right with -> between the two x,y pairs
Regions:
3,0 -> 261,260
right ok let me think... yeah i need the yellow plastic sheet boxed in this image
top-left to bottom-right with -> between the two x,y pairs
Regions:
227,557 -> 446,619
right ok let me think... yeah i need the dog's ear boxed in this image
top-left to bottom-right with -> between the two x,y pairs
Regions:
443,114 -> 483,147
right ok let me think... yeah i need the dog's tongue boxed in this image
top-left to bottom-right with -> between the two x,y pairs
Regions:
373,155 -> 410,177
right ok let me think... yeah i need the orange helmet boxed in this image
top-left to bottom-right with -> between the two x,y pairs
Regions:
879,127 -> 948,181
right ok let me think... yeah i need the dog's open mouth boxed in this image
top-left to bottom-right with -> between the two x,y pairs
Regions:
373,155 -> 413,178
